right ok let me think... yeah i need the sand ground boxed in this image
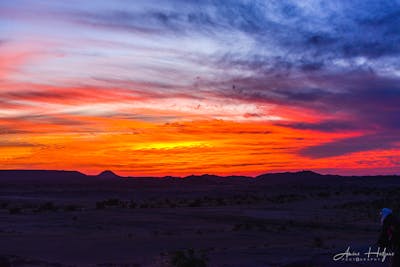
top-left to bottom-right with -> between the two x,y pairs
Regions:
0,179 -> 398,266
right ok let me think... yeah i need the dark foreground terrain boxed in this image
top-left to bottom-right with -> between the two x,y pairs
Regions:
0,170 -> 399,267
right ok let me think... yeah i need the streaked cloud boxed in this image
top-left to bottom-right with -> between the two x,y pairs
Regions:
1,0 -> 399,175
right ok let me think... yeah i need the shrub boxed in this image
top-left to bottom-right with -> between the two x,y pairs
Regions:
63,204 -> 80,212
313,237 -> 324,248
216,198 -> 226,206
103,198 -> 121,206
232,223 -> 243,231
96,198 -> 124,209
129,201 -> 137,209
8,207 -> 22,214
96,201 -> 106,210
188,199 -> 203,207
0,256 -> 11,267
36,202 -> 58,212
169,249 -> 207,267
316,192 -> 330,198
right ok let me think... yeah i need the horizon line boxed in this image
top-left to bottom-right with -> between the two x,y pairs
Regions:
1,169 -> 399,179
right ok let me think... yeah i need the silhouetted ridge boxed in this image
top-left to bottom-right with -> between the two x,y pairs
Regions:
256,170 -> 322,179
183,174 -> 225,184
97,170 -> 120,178
0,170 -> 86,182
254,170 -> 327,185
0,169 -> 398,186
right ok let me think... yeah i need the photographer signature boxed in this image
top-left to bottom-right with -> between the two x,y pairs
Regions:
333,246 -> 394,262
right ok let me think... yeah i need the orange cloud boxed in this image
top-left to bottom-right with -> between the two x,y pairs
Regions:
3,116 -> 385,176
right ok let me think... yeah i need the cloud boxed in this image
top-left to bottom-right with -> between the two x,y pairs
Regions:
300,133 -> 400,158
0,127 -> 31,135
276,120 -> 358,132
1,0 -> 400,173
53,0 -> 398,66
0,141 -> 38,148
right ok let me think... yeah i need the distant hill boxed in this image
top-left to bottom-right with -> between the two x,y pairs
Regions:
255,170 -> 335,184
96,170 -> 120,179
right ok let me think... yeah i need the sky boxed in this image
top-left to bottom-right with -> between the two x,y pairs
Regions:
1,0 -> 400,176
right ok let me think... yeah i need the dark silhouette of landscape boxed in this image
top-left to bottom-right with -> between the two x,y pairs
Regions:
0,170 -> 399,266
1,169 -> 398,184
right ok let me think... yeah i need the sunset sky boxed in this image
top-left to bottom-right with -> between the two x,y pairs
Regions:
1,0 -> 400,176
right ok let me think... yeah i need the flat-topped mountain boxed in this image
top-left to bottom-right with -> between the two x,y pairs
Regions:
0,170 -> 86,182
